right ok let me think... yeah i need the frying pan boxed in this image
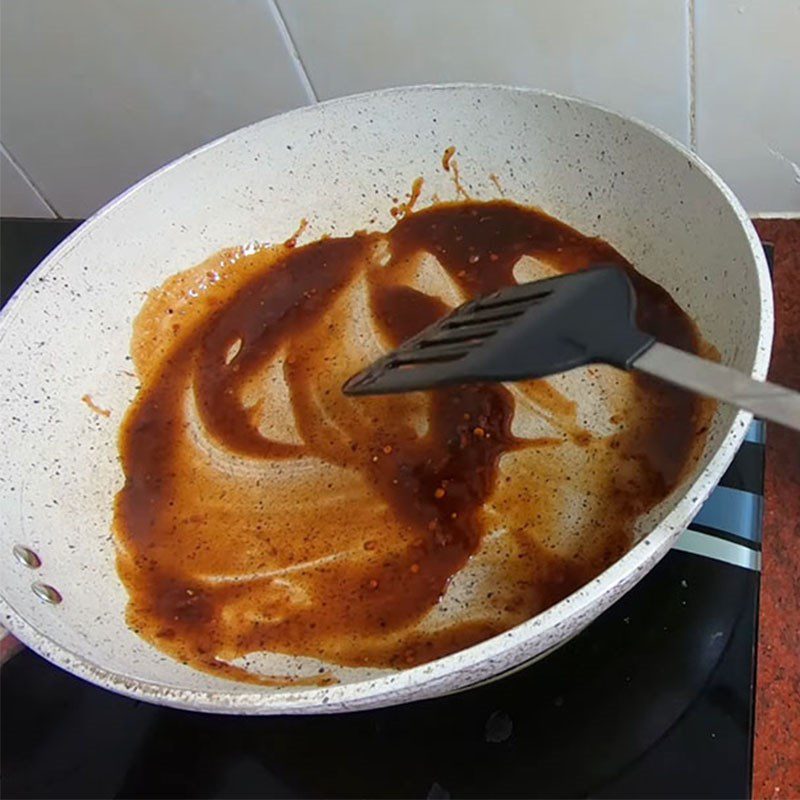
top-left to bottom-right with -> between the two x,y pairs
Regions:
0,85 -> 771,714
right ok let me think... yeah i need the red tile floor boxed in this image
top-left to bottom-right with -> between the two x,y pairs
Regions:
752,219 -> 800,800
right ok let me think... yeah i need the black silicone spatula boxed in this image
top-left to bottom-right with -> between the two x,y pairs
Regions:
343,264 -> 800,431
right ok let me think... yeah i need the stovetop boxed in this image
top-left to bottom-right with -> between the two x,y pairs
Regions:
0,219 -> 766,799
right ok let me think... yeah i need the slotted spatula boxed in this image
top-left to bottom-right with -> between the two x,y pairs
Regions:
343,264 -> 800,431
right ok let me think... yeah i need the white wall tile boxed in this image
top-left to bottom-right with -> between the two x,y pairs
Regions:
695,0 -> 800,213
278,0 -> 691,142
0,144 -> 55,218
0,0 -> 313,218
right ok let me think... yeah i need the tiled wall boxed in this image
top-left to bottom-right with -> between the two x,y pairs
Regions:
1,0 -> 798,218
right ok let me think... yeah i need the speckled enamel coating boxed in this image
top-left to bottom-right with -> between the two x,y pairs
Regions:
0,85 -> 772,714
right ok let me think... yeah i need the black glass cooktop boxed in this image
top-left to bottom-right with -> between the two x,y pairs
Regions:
0,220 -> 766,799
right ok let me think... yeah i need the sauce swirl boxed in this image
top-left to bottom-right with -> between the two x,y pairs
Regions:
115,200 -> 713,683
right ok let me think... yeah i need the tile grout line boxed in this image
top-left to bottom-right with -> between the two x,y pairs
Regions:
0,141 -> 60,218
267,0 -> 319,105
688,0 -> 697,151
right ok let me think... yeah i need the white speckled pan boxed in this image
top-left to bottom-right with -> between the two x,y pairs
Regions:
0,85 -> 771,714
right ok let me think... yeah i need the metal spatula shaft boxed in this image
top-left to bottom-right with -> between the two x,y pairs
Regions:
635,342 -> 800,430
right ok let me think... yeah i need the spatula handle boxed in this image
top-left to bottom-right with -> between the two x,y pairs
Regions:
633,342 -> 800,432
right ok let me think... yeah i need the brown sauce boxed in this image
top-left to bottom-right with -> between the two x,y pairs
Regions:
114,199 -> 715,683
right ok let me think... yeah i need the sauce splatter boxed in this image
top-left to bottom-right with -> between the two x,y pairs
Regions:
489,172 -> 505,196
390,177 -> 425,219
114,200 -> 715,683
441,146 -> 470,199
82,394 -> 111,417
283,217 -> 308,249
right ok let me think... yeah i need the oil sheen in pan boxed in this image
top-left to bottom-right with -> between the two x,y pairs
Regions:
113,199 -> 715,685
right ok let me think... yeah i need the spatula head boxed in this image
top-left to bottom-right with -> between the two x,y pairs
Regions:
343,264 -> 655,396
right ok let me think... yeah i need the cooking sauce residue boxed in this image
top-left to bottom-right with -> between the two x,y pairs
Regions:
82,394 -> 111,418
115,200 -> 715,684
